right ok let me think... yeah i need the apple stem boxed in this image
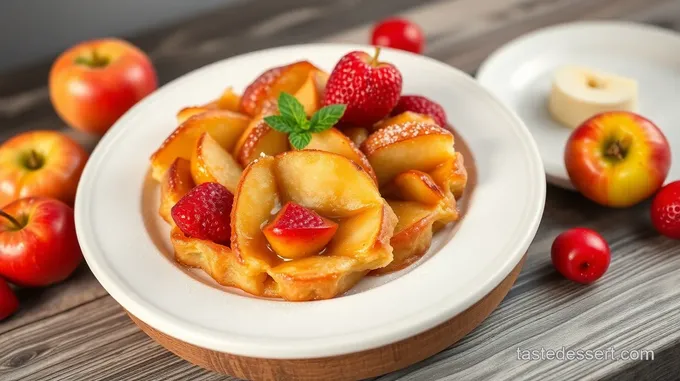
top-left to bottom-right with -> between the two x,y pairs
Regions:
74,49 -> 110,68
606,143 -> 624,160
370,46 -> 382,66
25,150 -> 43,170
605,134 -> 633,160
0,210 -> 21,230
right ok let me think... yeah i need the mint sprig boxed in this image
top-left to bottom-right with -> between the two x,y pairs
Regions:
264,92 -> 346,149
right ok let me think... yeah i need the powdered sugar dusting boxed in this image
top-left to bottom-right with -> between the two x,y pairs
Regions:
241,65 -> 285,114
361,121 -> 451,155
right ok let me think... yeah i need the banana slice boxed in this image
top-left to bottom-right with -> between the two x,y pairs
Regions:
548,66 -> 638,129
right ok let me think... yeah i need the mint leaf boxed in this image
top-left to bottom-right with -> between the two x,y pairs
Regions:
309,104 -> 346,132
264,115 -> 296,133
289,131 -> 312,149
277,92 -> 307,127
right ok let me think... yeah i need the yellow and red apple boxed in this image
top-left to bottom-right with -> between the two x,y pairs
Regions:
565,111 -> 671,208
0,131 -> 89,207
49,38 -> 157,135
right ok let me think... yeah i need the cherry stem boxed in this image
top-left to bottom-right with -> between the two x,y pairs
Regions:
0,210 -> 21,230
26,150 -> 42,170
370,46 -> 382,66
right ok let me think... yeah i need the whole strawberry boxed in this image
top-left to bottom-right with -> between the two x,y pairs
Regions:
392,95 -> 447,127
171,182 -> 234,245
322,47 -> 402,125
651,180 -> 680,239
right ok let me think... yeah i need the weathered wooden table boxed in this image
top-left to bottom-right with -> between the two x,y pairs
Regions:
1,0 -> 680,380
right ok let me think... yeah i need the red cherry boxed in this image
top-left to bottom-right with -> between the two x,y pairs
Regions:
551,228 -> 611,284
650,180 -> 680,239
371,18 -> 425,54
0,278 -> 19,321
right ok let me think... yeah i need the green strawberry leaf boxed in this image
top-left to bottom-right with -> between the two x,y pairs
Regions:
309,104 -> 346,132
264,115 -> 296,134
289,131 -> 312,150
277,92 -> 308,127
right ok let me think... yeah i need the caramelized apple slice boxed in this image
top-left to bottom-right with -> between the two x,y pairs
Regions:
240,61 -> 320,117
263,202 -> 338,260
292,70 -> 330,116
373,111 -> 435,132
361,122 -> 455,186
430,152 -> 468,199
325,203 -> 396,269
343,127 -> 369,147
234,120 -> 289,167
232,100 -> 287,167
371,201 -> 438,275
274,150 -> 382,218
190,133 -> 243,193
214,86 -> 241,111
159,158 -> 195,225
382,170 -> 445,205
303,129 -> 377,183
177,106 -> 211,124
150,110 -> 250,181
230,156 -> 282,273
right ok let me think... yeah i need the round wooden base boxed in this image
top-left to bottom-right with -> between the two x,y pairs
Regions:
128,255 -> 525,381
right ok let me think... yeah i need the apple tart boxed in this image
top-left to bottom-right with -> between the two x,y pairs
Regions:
150,53 -> 469,301
361,118 -> 467,273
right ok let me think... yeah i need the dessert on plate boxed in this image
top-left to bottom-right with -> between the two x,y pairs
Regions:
149,48 -> 469,301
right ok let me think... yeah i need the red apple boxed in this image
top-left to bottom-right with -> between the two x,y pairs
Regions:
0,278 -> 19,321
0,197 -> 82,287
565,111 -> 671,208
49,38 -> 157,135
262,202 -> 338,260
0,130 -> 89,207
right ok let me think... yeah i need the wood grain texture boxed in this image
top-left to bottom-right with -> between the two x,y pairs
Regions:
1,0 -> 680,380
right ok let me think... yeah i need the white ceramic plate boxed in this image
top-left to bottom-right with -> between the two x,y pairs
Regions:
74,44 -> 545,359
477,21 -> 680,189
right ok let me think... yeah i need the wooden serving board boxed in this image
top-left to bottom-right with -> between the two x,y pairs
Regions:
127,254 -> 526,381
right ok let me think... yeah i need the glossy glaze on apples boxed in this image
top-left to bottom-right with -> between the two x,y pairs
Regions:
361,118 -> 468,274
149,55 -> 470,301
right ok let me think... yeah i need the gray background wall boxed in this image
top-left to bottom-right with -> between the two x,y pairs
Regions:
0,0 -> 242,73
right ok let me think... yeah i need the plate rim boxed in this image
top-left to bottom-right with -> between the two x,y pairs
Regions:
476,20 -> 680,190
75,43 -> 546,359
